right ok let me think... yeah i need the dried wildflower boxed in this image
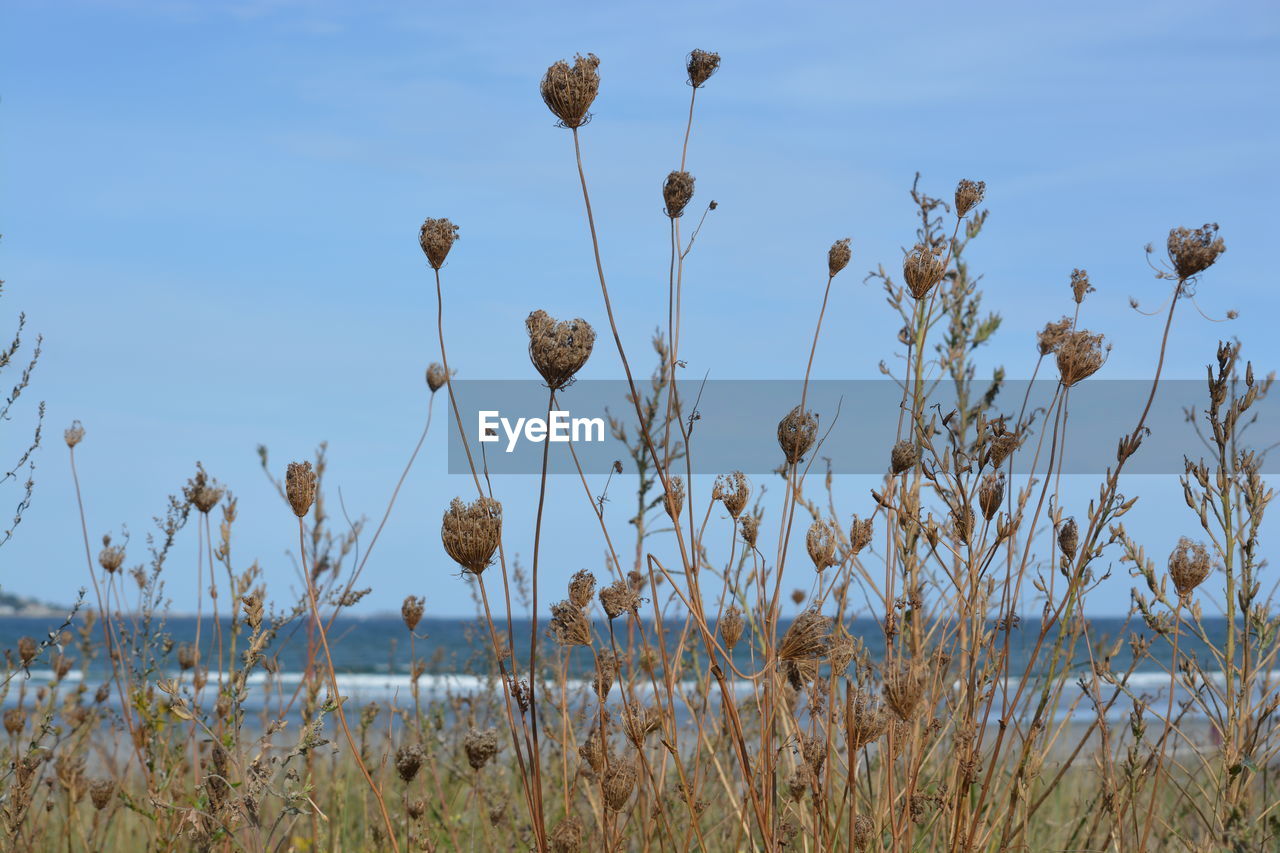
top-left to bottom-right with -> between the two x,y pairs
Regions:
903,244 -> 945,299
787,768 -> 809,801
884,659 -> 927,721
829,630 -> 856,674
663,171 -> 695,218
777,406 -> 818,464
98,535 -> 125,574
579,724 -> 610,776
176,643 -> 197,671
64,420 -> 85,448
89,778 -> 114,811
4,708 -> 25,736
686,49 -> 721,88
713,471 -> 749,518
526,310 -> 595,390
406,799 -> 426,820
1168,223 -> 1225,279
550,600 -> 593,646
847,689 -> 888,751
890,440 -> 917,475
17,636 -> 37,667
951,504 -> 976,544
978,472 -> 1004,521
418,217 -> 459,270
988,431 -> 1020,468
1169,537 -> 1212,603
603,759 -> 637,811
401,596 -> 425,632
621,702 -> 662,746
791,589 -> 806,606
184,463 -> 223,515
800,732 -> 826,775
1037,317 -> 1073,356
1055,329 -> 1108,386
849,515 -> 873,556
440,497 -> 503,574
740,514 -> 760,548
719,606 -> 744,650
806,519 -> 838,571
829,238 -> 852,277
592,649 -> 616,698
599,580 -> 640,620
568,569 -> 596,609
285,461 -> 316,518
550,815 -> 585,853
1071,268 -> 1094,304
425,363 -> 447,393
463,728 -> 499,770
779,609 -> 831,661
664,475 -> 685,520
853,814 -> 875,851
954,179 -> 985,218
395,744 -> 424,782
541,53 -> 601,129
1058,518 -> 1078,558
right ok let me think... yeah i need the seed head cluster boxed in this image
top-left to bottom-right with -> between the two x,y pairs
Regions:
285,461 -> 317,518
440,496 -> 503,574
540,53 -> 601,129
663,171 -> 695,218
903,244 -> 945,299
1168,223 -> 1225,279
526,310 -> 596,390
686,49 -> 721,88
418,217 -> 459,270
1168,537 -> 1212,603
777,407 -> 818,464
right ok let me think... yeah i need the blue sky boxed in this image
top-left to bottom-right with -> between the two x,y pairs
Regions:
2,0 -> 1278,616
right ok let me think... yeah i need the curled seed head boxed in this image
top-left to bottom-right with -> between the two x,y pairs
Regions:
988,430 -> 1020,468
541,53 -> 601,129
846,689 -> 888,751
599,580 -> 640,620
719,605 -> 744,650
1037,317 -> 1073,356
550,600 -> 593,647
778,609 -> 831,661
401,596 -> 425,632
176,643 -> 197,671
1168,223 -> 1225,279
884,659 -> 927,721
1169,537 -> 1212,603
418,218 -> 459,270
828,238 -> 852,277
740,514 -> 760,548
890,440 -> 917,475
395,744 -> 424,782
777,406 -> 818,464
954,179 -> 986,218
89,778 -> 115,811
425,363 -> 447,393
800,732 -> 826,775
98,535 -> 125,574
806,520 -> 839,571
791,589 -> 806,606
568,569 -> 596,609
713,471 -> 750,519
549,815 -> 585,853
849,515 -> 874,556
185,464 -> 223,514
64,420 -> 85,448
951,504 -> 976,545
663,171 -> 695,218
686,49 -> 721,88
853,814 -> 875,851
17,636 -> 37,666
1055,329 -> 1108,387
603,759 -> 637,811
621,701 -> 662,746
1071,268 -> 1094,304
440,496 -> 503,575
903,244 -> 945,299
978,472 -> 1005,521
1058,518 -> 1079,558
526,310 -> 596,390
3,707 -> 25,736
463,728 -> 499,771
285,461 -> 317,518
828,629 -> 856,674
592,649 -> 616,698
664,476 -> 685,520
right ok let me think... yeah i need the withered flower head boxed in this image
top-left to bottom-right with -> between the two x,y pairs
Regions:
395,744 -> 425,782
1168,223 -> 1225,279
849,515 -> 874,556
599,579 -> 640,620
890,440 -> 917,475
418,218 -> 459,270
713,471 -> 750,519
1070,269 -> 1094,304
550,815 -> 585,853
662,475 -> 686,520
541,53 -> 601,129
89,778 -> 115,811
425,363 -> 447,393
603,759 -> 637,811
568,569 -> 596,609
621,701 -> 662,746
719,605 -> 744,650
440,496 -> 503,574
17,636 -> 37,667
285,461 -> 317,518
185,464 -> 223,514
3,707 -> 25,736
1168,537 -> 1212,603
176,643 -> 197,671
806,519 -> 838,571
592,649 -> 615,698
903,244 -> 945,299
740,514 -> 760,548
64,420 -> 85,448
1058,517 -> 1078,558
846,689 -> 888,751
883,659 -> 927,721
526,310 -> 596,390
988,430 -> 1020,468
401,595 -> 425,632
686,49 -> 721,88
978,472 -> 1005,521
98,535 -> 125,574
791,589 -> 806,606
663,171 -> 695,218
777,406 -> 818,464
1037,317 -> 1074,356
463,728 -> 499,770
853,814 -> 875,851
1055,329 -> 1108,387
954,179 -> 985,217
550,600 -> 593,647
828,238 -> 852,277
829,628 -> 857,673
778,609 -> 831,661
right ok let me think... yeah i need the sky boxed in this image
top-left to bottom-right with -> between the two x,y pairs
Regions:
2,0 -> 1278,617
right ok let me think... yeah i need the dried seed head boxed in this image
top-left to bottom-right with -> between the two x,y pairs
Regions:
1169,537 -> 1212,603
1055,329 -> 1108,387
717,606 -> 746,654
890,440 -> 917,475
806,520 -> 838,571
89,778 -> 114,811
978,472 -> 1005,521
621,701 -> 662,746
285,461 -> 317,518
395,744 -> 424,782
988,430 -> 1020,469
406,799 -> 426,820
663,171 -> 695,218
1037,317 -> 1073,356
903,244 -> 945,299
3,707 -> 24,736
1058,518 -> 1078,558
440,497 -> 502,575
777,406 -> 818,464
603,759 -> 637,811
98,535 -> 125,574
18,636 -> 37,666
599,579 -> 640,620
418,217 -> 459,270
1168,223 -> 1225,279
540,53 -> 601,129
740,514 -> 760,548
849,515 -> 874,556
954,179 -> 986,218
884,659 -> 927,721
64,420 -> 85,448
787,768 -> 809,801
1071,268 -> 1094,304
686,49 -> 721,88
185,464 -> 223,514
425,363 -> 447,393
951,504 -> 976,544
550,815 -> 585,853
463,728 -> 500,770
550,600 -> 593,646
568,569 -> 597,609
592,649 -> 616,698
853,814 -> 874,851
713,471 -> 750,519
846,689 -> 888,751
176,643 -> 197,671
664,475 -> 685,520
828,629 -> 856,674
779,609 -> 831,661
526,310 -> 596,390
828,238 -> 852,277
800,732 -> 827,775
401,595 -> 425,632
791,589 -> 806,606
